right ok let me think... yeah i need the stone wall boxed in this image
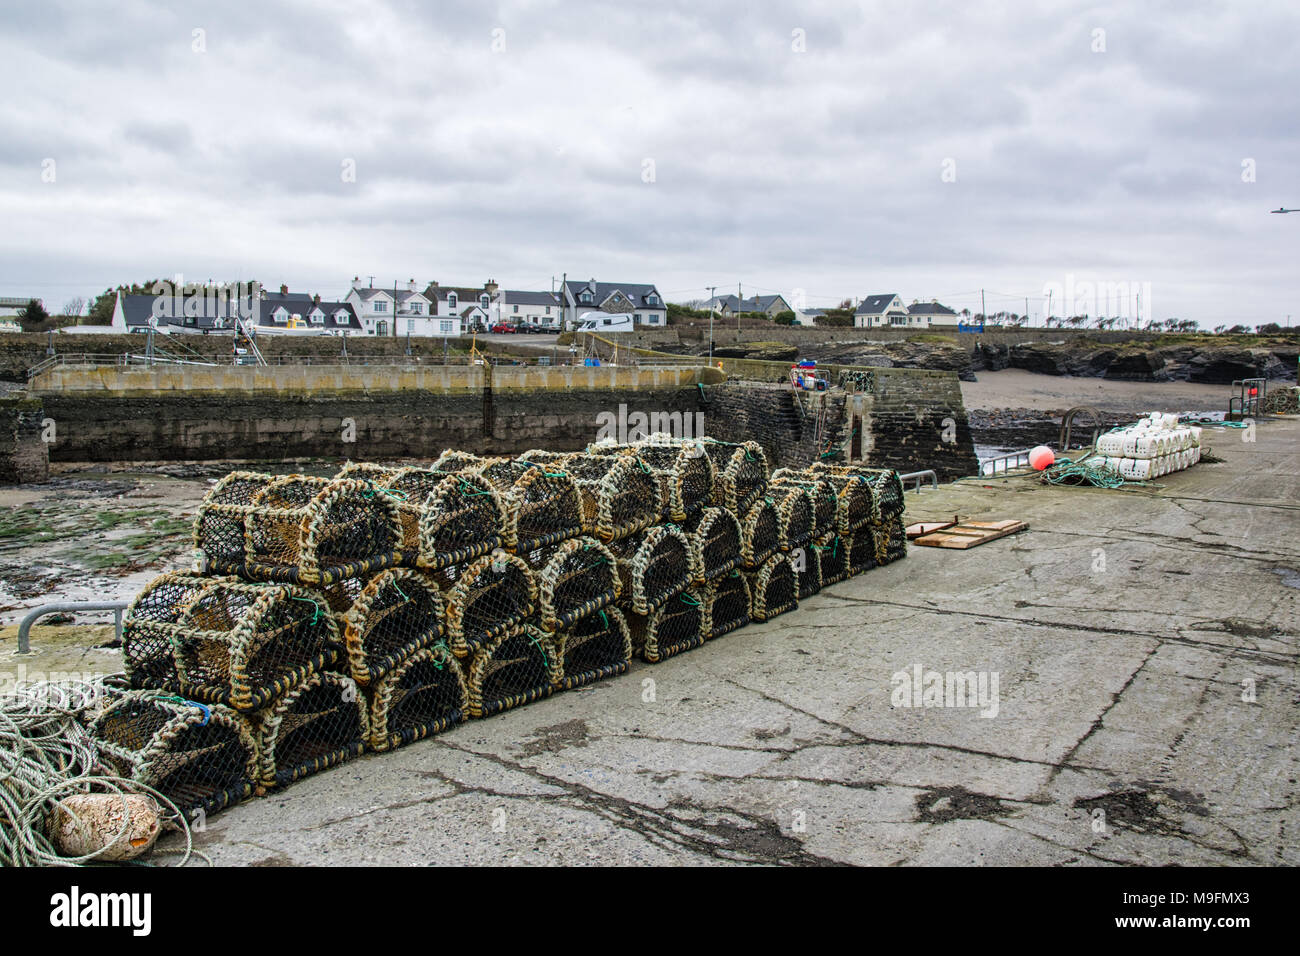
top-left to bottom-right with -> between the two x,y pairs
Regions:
0,397 -> 49,483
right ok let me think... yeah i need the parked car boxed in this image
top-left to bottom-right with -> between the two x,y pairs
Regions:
490,323 -> 516,334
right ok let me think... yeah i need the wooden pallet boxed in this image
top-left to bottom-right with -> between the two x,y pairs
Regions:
907,519 -> 1027,549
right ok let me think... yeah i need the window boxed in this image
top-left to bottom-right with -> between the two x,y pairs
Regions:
512,305 -> 519,314
407,319 -> 415,333
411,302 -> 422,315
448,293 -> 457,310
602,317 -> 612,326
648,294 -> 659,305
373,300 -> 387,313
335,310 -> 348,324
545,306 -> 551,314
634,313 -> 641,323
440,320 -> 453,334
581,292 -> 593,303
274,309 -> 287,323
480,294 -> 489,308
311,311 -> 324,324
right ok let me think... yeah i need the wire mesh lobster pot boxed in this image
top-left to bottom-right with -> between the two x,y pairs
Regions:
522,451 -> 661,541
433,551 -> 537,658
772,466 -> 874,535
166,580 -> 343,713
92,693 -> 258,818
523,535 -> 620,631
338,463 -> 504,567
195,473 -> 404,584
880,513 -> 908,564
809,463 -> 905,520
792,544 -> 822,599
588,438 -> 715,522
255,672 -> 368,790
465,624 -> 560,718
122,571 -> 239,691
811,533 -> 851,586
368,644 -> 467,752
848,527 -> 878,574
682,506 -> 743,583
628,590 -> 708,663
606,524 -> 694,615
703,571 -> 751,640
769,475 -> 838,539
746,554 -> 799,622
479,458 -> 585,552
769,484 -> 816,552
740,498 -> 782,569
340,568 -> 444,686
554,607 -> 632,690
704,440 -> 768,515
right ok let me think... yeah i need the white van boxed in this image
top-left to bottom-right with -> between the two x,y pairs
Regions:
574,311 -> 635,333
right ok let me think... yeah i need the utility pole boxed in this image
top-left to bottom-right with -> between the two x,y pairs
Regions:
980,289 -> 986,327
561,272 -> 567,332
708,285 -> 716,362
1046,290 -> 1053,328
393,279 -> 399,339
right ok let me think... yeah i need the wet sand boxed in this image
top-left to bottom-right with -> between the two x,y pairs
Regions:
962,369 -> 1237,415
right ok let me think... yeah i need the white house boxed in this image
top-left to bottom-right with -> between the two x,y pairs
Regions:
561,279 -> 666,328
422,280 -> 501,326
853,294 -> 911,328
906,300 -> 960,326
706,293 -> 792,318
501,290 -> 562,328
347,279 -> 458,336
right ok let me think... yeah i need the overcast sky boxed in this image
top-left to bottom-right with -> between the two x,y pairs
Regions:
2,0 -> 1297,326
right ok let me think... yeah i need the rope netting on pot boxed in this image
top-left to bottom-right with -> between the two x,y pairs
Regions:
337,462 -> 488,559
415,470 -> 508,571
628,589 -> 708,663
746,554 -> 799,622
808,463 -> 907,567
704,439 -> 769,515
769,484 -> 816,553
703,571 -> 751,640
195,473 -> 404,585
339,568 -> 444,687
740,497 -> 782,569
811,533 -> 850,586
588,436 -> 715,522
792,544 -> 822,599
681,506 -> 743,583
477,458 -> 585,552
122,571 -> 239,691
769,474 -> 838,540
772,466 -> 873,535
368,644 -> 467,752
434,550 -> 537,658
92,692 -> 259,819
166,580 -> 342,713
606,524 -> 694,615
521,450 -> 661,541
523,535 -> 620,632
847,528 -> 878,574
255,672 -> 368,790
465,624 -> 560,718
554,607 -> 632,690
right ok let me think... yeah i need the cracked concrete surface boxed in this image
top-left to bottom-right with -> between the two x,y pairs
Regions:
177,418 -> 1298,866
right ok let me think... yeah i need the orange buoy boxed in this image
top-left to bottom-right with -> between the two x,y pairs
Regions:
1029,445 -> 1055,470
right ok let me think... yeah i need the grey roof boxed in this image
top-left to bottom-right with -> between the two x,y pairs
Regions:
120,293 -> 361,331
261,291 -> 314,305
563,280 -> 663,311
714,293 -> 787,313
907,301 -> 957,316
503,290 -> 560,306
423,284 -> 495,302
855,294 -> 904,315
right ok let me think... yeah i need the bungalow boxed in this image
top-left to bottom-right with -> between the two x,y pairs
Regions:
853,294 -> 911,328
906,300 -> 959,326
562,279 -> 666,328
501,290 -> 562,328
706,293 -> 792,318
113,289 -> 362,334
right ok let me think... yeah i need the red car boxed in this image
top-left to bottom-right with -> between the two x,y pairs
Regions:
490,323 -> 517,334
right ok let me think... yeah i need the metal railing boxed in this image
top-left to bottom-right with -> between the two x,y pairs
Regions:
979,448 -> 1034,476
16,601 -> 129,655
898,469 -> 938,491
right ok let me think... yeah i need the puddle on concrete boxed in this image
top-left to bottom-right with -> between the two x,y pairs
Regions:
915,785 -> 1009,824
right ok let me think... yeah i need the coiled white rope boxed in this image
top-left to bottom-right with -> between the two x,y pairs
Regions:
0,677 -> 208,867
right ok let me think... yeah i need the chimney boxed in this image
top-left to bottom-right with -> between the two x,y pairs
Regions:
280,283 -> 288,295
313,293 -> 320,305
408,278 -> 416,292
485,279 -> 498,295
352,276 -> 364,291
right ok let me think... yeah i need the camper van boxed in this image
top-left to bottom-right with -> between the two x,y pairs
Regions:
574,312 -> 635,333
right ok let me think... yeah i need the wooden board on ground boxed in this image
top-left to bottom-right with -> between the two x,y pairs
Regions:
905,521 -> 955,539
911,519 -> 1027,550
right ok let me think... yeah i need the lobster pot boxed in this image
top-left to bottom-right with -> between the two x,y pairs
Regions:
416,471 -> 508,570
746,554 -> 799,622
770,484 -> 817,552
881,513 -> 908,564
555,608 -> 632,690
465,624 -> 560,718
431,449 -> 490,473
682,506 -> 743,583
811,534 -> 851,587
740,498 -> 782,569
195,473 -> 404,585
122,571 -> 238,691
770,475 -> 838,539
341,568 -> 445,686
92,693 -> 258,819
606,525 -> 694,615
774,467 -> 874,534
703,572 -> 751,640
167,580 -> 343,713
368,646 -> 467,752
810,464 -> 906,520
478,458 -> 585,552
589,438 -> 715,522
627,590 -> 708,663
434,551 -> 537,658
704,440 -> 769,515
793,546 -> 822,599
255,672 -> 368,790
523,536 -> 620,632
847,528 -> 878,574
526,451 -> 661,541
338,463 -> 491,559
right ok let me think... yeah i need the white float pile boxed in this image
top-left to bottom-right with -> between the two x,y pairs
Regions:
1089,413 -> 1202,480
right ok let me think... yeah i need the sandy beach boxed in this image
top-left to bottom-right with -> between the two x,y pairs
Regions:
961,368 -> 1239,415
